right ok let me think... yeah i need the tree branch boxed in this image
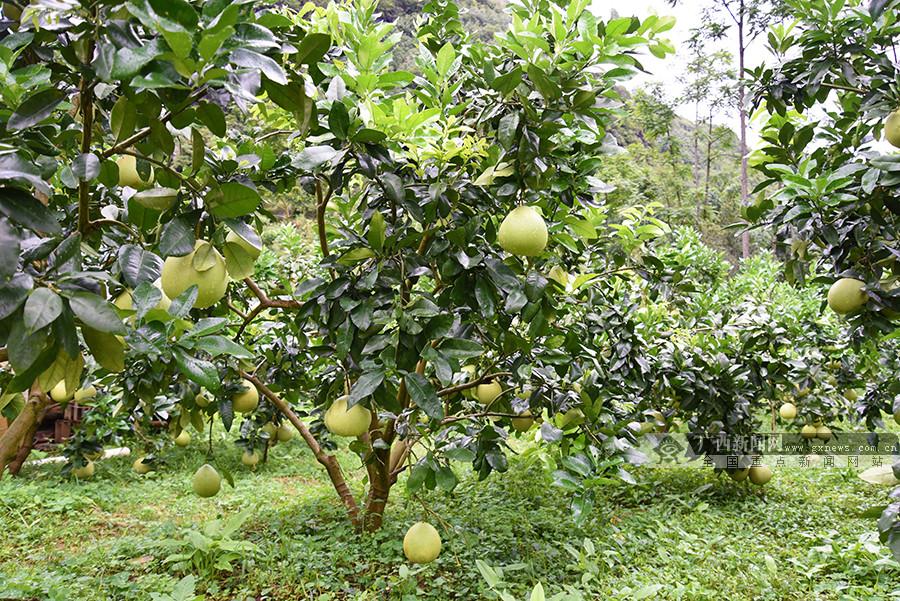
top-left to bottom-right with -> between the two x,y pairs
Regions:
235,278 -> 302,340
239,371 -> 361,527
315,179 -> 332,259
436,371 -> 512,397
77,72 -> 94,235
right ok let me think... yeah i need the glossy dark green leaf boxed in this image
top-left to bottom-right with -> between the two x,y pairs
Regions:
0,272 -> 33,319
405,372 -> 442,419
159,217 -> 195,257
329,101 -> 350,139
294,33 -> 331,65
24,287 -> 62,334
348,368 -> 384,407
0,217 -> 19,278
118,245 -> 163,287
68,292 -> 126,334
174,348 -> 220,391
206,182 -> 261,218
196,102 -> 226,137
231,48 -> 287,85
8,88 -> 64,131
193,335 -> 253,358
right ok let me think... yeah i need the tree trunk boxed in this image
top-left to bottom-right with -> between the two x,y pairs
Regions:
7,401 -> 49,476
0,390 -> 51,478
705,108 -> 714,208
363,447 -> 392,532
738,0 -> 751,258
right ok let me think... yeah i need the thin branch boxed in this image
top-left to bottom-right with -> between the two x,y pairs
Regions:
240,370 -> 361,527
255,129 -> 295,143
77,67 -> 95,235
436,371 -> 513,398
315,179 -> 332,259
235,278 -> 302,340
119,149 -> 202,193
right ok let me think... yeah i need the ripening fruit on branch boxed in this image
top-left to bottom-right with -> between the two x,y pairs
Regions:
885,110 -> 900,148
748,465 -> 772,486
801,424 -> 818,439
133,457 -> 152,474
195,391 -> 211,408
192,464 -> 221,498
160,241 -> 228,309
511,410 -> 534,432
276,423 -> 294,442
72,461 -> 95,479
816,425 -> 832,441
324,395 -> 372,437
476,381 -> 503,406
174,430 -> 191,447
232,379 -> 259,413
460,365 -> 477,398
74,385 -> 97,402
116,155 -> 152,189
843,389 -> 859,402
49,380 -> 72,402
241,450 -> 260,467
779,402 -> 797,421
826,278 -> 866,314
403,522 -> 442,564
498,206 -> 548,256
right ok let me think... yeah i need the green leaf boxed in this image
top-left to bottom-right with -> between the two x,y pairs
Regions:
118,244 -> 163,287
196,102 -> 226,137
405,372 -> 442,419
329,101 -> 350,140
223,242 -> 255,280
0,272 -> 33,320
81,327 -> 125,373
68,292 -> 126,334
348,369 -> 384,407
367,211 -> 385,252
435,42 -> 456,78
498,112 -> 519,150
8,88 -> 64,131
8,318 -> 51,373
527,65 -> 561,101
71,153 -> 100,182
193,335 -> 253,359
199,25 -> 234,61
380,173 -> 404,203
231,48 -> 286,85
293,146 -> 339,171
0,217 -> 19,278
24,288 -> 62,333
294,33 -> 331,65
491,67 -> 522,95
206,182 -> 261,218
159,217 -> 195,257
0,188 -> 58,233
173,348 -> 220,391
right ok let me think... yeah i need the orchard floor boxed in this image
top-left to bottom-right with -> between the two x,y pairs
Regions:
1,437 -> 898,601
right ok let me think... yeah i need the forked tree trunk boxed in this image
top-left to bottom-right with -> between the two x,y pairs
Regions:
7,401 -> 49,476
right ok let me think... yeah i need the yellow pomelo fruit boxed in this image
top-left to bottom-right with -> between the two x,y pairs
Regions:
195,391 -> 211,407
50,380 -> 72,402
403,522 -> 442,564
843,389 -> 859,402
174,430 -> 191,447
133,457 -> 152,474
116,155 -> 152,189
74,385 -> 97,402
241,450 -> 260,467
226,230 -> 261,260
827,278 -> 866,314
498,206 -> 548,256
261,422 -> 278,442
192,464 -> 221,498
885,110 -> 900,148
72,461 -> 95,479
800,424 -> 817,439
816,425 -> 832,441
476,381 -> 503,406
160,241 -> 228,309
276,423 -> 294,442
730,468 -> 749,482
232,379 -> 259,413
779,402 -> 797,421
511,410 -> 534,432
748,465 -> 772,485
324,395 -> 371,437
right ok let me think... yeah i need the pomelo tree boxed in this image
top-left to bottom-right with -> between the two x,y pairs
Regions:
0,0 -> 686,533
747,0 -> 900,558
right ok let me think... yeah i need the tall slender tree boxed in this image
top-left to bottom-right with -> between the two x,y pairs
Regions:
668,0 -> 786,257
